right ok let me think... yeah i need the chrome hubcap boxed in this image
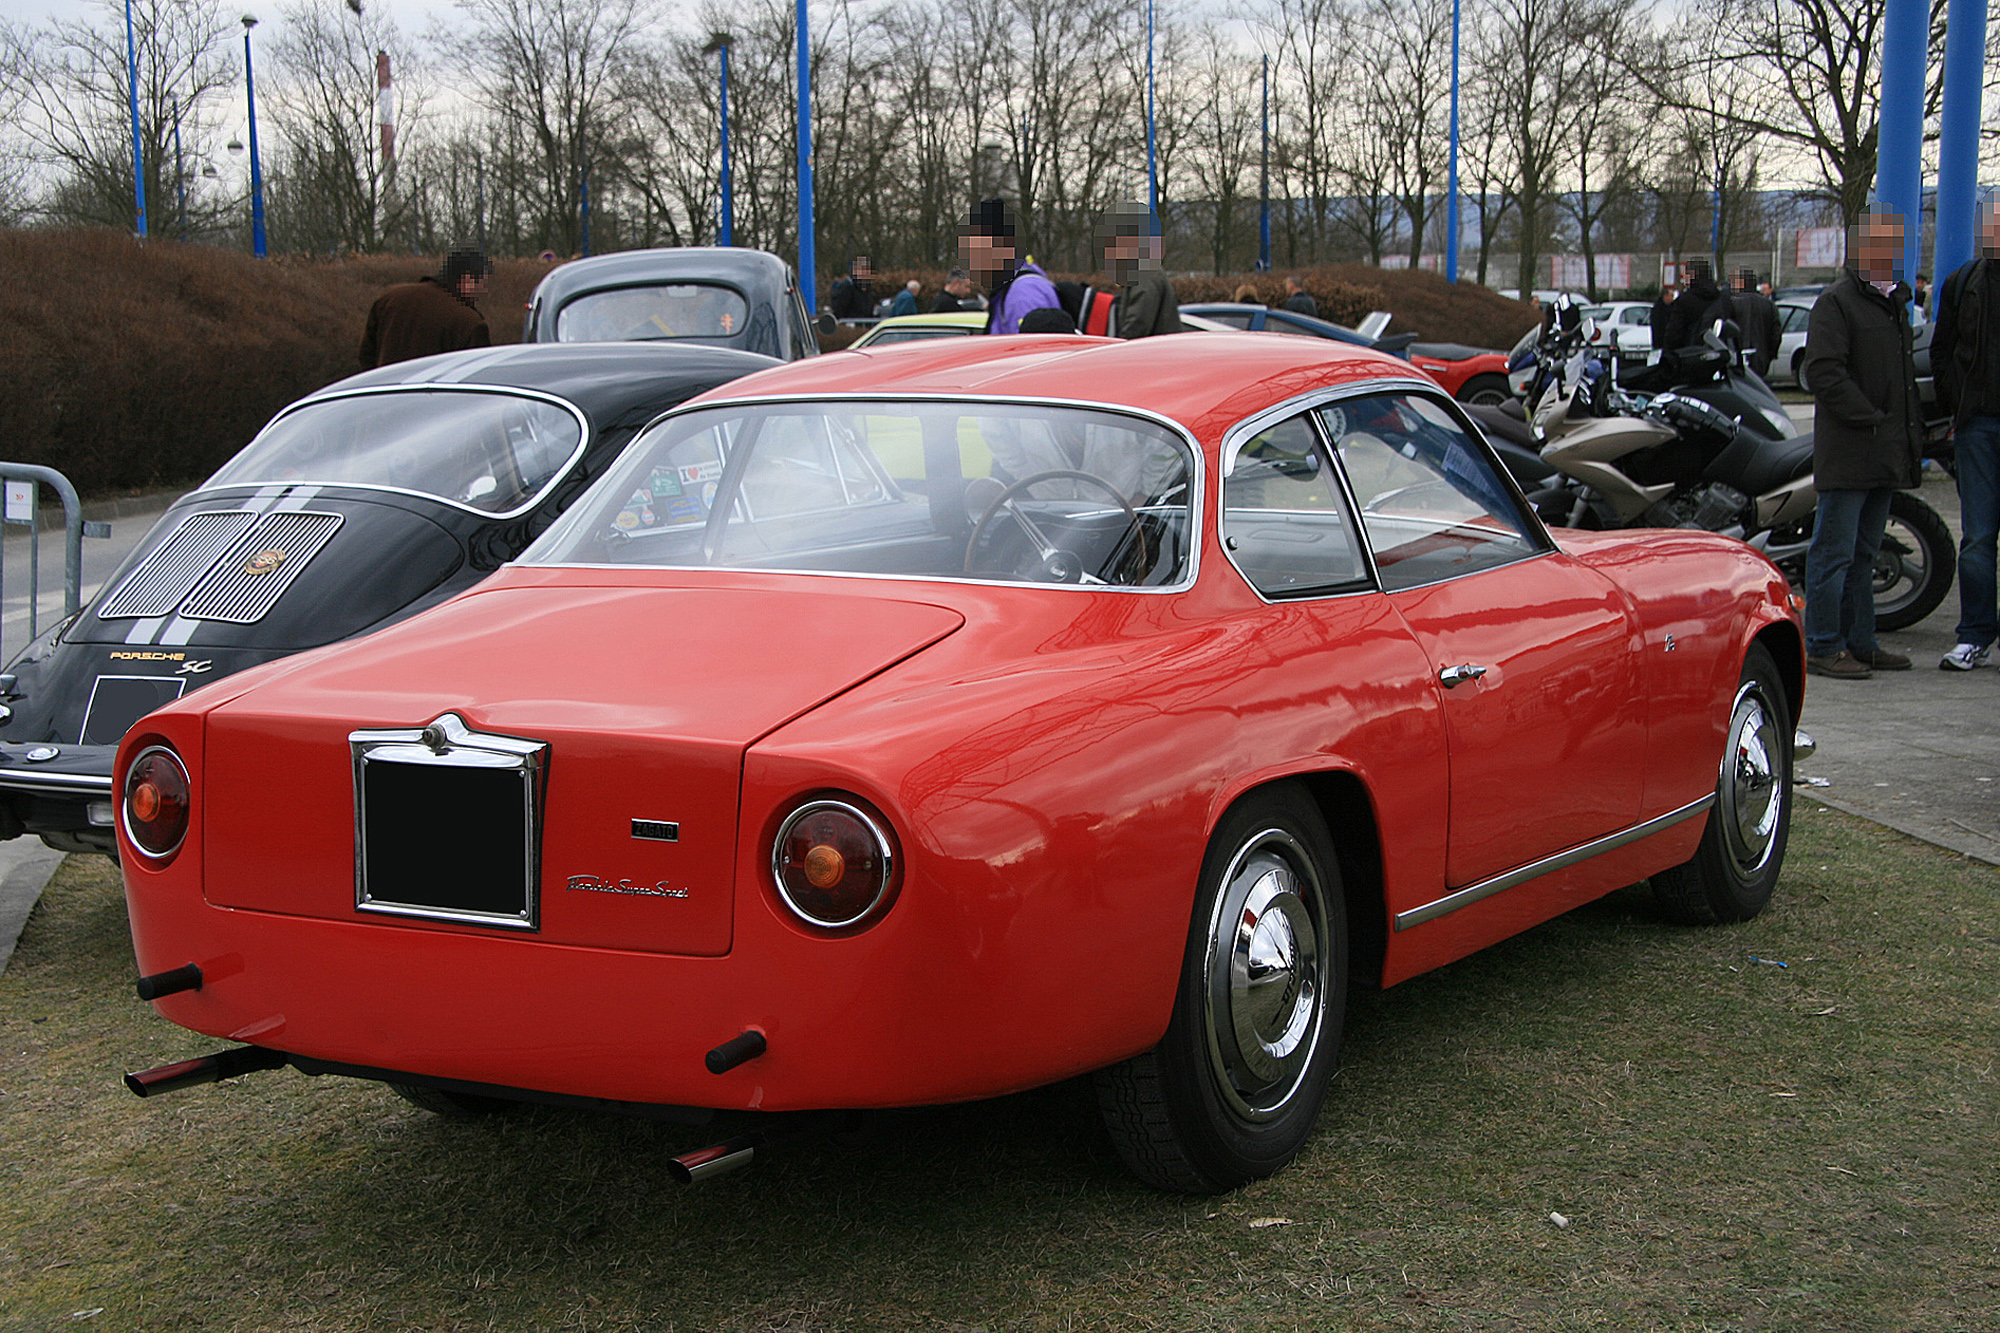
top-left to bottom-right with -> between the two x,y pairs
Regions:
1203,830 -> 1327,1121
1719,684 -> 1783,876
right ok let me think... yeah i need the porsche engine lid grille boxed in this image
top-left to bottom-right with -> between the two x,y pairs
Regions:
99,509 -> 342,625
179,511 -> 343,623
100,511 -> 259,618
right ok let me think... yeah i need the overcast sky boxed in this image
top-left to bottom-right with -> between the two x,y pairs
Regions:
0,0 -> 458,30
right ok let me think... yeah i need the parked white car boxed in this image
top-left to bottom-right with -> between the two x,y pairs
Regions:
1769,299 -> 1816,387
1581,301 -> 1657,364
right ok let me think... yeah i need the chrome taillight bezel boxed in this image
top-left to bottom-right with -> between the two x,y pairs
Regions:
770,796 -> 897,929
122,743 -> 192,862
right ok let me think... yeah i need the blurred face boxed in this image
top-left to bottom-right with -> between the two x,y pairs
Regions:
1855,214 -> 1904,282
1981,204 -> 2000,259
960,231 -> 1013,279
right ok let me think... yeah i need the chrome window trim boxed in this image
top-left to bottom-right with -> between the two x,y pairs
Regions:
1392,793 -> 1716,932
1217,378 -> 1556,605
350,712 -> 549,931
214,385 -> 593,521
521,392 -> 1207,594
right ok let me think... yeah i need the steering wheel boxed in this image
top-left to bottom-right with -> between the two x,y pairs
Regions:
965,469 -> 1142,584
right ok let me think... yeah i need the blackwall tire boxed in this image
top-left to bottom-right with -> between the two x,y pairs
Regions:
1651,643 -> 1793,925
1458,374 -> 1513,407
1872,491 -> 1955,632
1095,785 -> 1347,1194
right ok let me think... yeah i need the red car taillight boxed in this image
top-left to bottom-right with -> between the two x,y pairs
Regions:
123,745 -> 191,861
771,798 -> 896,928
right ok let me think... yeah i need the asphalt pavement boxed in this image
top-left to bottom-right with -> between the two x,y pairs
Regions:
0,456 -> 1992,978
1792,466 -> 2000,866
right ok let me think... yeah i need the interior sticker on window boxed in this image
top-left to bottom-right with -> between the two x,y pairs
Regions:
649,466 -> 683,498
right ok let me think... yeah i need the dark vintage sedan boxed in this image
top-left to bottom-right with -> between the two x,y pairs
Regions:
0,342 -> 778,855
522,247 -> 823,361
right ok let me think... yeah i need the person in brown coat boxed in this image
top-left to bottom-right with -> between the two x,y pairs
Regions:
358,246 -> 493,369
1799,211 -> 1924,679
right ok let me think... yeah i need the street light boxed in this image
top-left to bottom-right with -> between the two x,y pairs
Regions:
241,14 -> 267,258
796,0 -> 815,312
125,0 -> 146,236
1258,55 -> 1269,272
703,33 -> 734,247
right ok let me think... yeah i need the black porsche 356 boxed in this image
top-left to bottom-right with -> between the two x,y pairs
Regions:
0,341 -> 777,855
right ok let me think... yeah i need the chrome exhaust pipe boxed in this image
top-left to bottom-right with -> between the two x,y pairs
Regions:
669,1131 -> 769,1183
123,1045 -> 287,1098
1793,729 -> 1816,763
667,1112 -> 862,1184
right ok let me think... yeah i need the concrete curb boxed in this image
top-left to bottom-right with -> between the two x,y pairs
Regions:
0,837 -> 67,977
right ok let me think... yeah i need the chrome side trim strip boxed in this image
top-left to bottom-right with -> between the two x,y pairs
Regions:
1392,794 -> 1716,932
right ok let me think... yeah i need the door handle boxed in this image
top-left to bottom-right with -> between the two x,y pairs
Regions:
1438,664 -> 1489,688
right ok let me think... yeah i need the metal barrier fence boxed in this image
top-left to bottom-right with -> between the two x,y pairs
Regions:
0,464 -> 108,668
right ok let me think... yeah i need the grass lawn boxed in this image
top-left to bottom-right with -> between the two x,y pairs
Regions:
1,800 -> 1994,1332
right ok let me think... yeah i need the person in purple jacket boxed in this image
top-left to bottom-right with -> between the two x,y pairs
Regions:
961,198 -> 1061,335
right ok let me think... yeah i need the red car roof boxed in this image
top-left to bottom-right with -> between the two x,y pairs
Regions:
687,332 -> 1419,444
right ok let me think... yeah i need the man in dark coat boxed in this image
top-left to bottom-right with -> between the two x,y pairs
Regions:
930,268 -> 982,313
1100,200 -> 1182,339
358,246 -> 492,369
1281,275 -> 1318,318
827,257 -> 875,320
1931,200 -> 2000,671
1655,256 -> 1736,354
1799,211 -> 1925,679
1730,268 -> 1781,379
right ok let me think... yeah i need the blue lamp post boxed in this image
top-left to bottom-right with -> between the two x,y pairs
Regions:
704,33 -> 734,246
1446,0 -> 1459,283
125,0 -> 147,237
1145,0 -> 1156,216
1258,55 -> 1269,272
242,14 -> 267,257
796,0 -> 814,311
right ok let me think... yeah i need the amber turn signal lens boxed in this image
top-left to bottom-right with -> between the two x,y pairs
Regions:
123,746 -> 191,860
802,843 -> 846,889
773,799 -> 894,928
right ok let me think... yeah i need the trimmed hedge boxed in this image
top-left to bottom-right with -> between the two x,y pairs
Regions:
0,231 -> 1542,498
0,230 -> 544,496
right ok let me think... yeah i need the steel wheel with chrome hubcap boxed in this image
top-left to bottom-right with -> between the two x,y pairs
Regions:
1651,642 -> 1793,925
1095,785 -> 1347,1193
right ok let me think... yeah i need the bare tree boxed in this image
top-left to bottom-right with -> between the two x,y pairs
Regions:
262,0 -> 427,252
1172,30 -> 1259,273
1632,0 -> 1949,225
455,0 -> 661,255
1470,0 -> 1639,299
17,0 -> 237,235
1251,0 -> 1346,265
1349,0 -> 1453,266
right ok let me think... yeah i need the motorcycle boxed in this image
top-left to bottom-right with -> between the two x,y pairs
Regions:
1475,301 -> 1955,633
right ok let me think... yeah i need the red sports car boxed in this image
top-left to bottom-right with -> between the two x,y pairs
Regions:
118,333 -> 1804,1194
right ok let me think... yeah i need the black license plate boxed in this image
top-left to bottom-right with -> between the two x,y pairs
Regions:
352,714 -> 545,929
